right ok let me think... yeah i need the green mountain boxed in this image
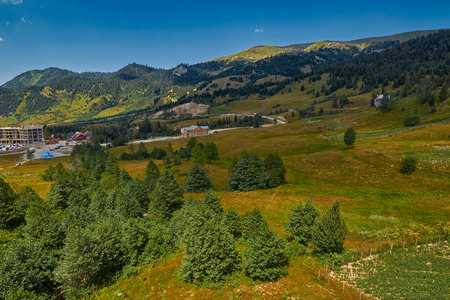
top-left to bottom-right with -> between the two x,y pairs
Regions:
213,29 -> 440,62
3,67 -> 111,89
0,29 -> 447,126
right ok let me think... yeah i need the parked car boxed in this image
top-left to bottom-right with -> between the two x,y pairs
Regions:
60,146 -> 67,150
15,162 -> 21,166
49,149 -> 55,151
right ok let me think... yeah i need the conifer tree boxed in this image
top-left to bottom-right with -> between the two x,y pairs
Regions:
203,142 -> 219,163
184,164 -> 214,193
264,153 -> 286,188
311,201 -> 348,254
190,144 -> 206,165
144,160 -> 159,192
222,208 -> 242,238
241,208 -> 268,240
178,205 -> 240,283
243,225 -> 288,281
402,73 -> 412,96
228,152 -> 268,191
203,192 -> 222,215
344,128 -> 356,149
149,170 -> 183,220
0,178 -> 16,228
128,143 -> 135,154
438,83 -> 448,103
285,200 -> 320,245
186,137 -> 197,152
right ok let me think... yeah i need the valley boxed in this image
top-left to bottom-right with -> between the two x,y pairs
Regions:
0,28 -> 449,300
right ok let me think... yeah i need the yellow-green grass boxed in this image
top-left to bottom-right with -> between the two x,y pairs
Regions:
95,106 -> 127,118
92,253 -> 363,300
0,154 -> 70,197
212,45 -> 289,63
6,109 -> 448,299
110,120 -> 449,240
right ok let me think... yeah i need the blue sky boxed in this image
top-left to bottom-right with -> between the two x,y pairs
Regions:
1,0 -> 450,84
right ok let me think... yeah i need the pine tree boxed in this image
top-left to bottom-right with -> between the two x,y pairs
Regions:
285,200 -> 320,245
370,91 -> 376,106
243,225 -> 288,281
415,66 -> 427,82
311,201 -> 348,254
190,144 -> 206,165
203,142 -> 219,163
264,153 -> 286,188
222,208 -> 242,238
227,152 -> 268,191
186,137 -> 197,152
241,208 -> 268,240
149,170 -> 183,220
319,107 -> 324,116
203,192 -> 222,215
344,128 -> 356,149
178,205 -> 240,283
438,83 -> 448,103
0,178 -> 17,228
402,73 -> 412,96
144,160 -> 159,192
184,164 -> 214,193
128,143 -> 135,154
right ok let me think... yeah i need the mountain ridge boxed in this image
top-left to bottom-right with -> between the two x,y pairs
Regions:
3,29 -> 442,89
0,29 -> 448,126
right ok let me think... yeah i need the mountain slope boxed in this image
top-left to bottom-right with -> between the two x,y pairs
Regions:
0,29 -> 448,126
3,67 -> 111,89
212,45 -> 289,63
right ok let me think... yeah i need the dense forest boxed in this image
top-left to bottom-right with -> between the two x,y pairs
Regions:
320,30 -> 450,94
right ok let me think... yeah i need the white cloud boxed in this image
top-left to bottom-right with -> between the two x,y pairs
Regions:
0,0 -> 23,4
6,22 -> 10,26
0,37 -> 3,42
254,29 -> 264,33
21,17 -> 26,23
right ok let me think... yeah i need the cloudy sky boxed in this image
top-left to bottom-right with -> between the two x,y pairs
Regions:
1,0 -> 450,84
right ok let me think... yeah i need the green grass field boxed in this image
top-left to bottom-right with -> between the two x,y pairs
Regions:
2,81 -> 449,299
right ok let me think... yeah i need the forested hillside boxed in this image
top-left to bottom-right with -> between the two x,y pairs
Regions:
0,29 -> 446,125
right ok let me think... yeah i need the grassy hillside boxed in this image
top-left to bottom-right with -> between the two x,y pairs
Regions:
1,29 -> 446,126
1,93 -> 448,299
212,45 -> 290,63
96,113 -> 450,299
3,67 -> 111,89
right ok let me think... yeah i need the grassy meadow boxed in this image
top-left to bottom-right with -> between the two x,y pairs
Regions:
1,90 -> 448,299
100,110 -> 448,299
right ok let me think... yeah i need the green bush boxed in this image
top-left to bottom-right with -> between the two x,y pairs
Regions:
400,157 -> 418,174
404,114 -> 420,127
